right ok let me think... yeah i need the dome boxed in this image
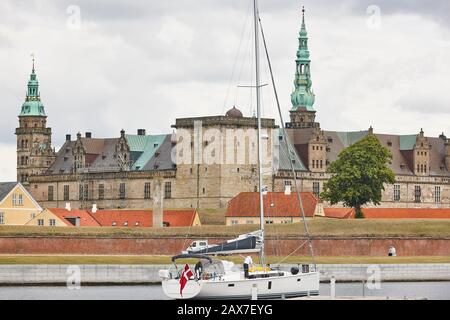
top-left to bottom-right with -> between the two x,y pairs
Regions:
20,100 -> 46,117
225,106 -> 243,118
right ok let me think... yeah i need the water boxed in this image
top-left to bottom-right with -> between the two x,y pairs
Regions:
0,282 -> 449,300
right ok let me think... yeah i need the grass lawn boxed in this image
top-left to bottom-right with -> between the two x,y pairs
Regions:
1,218 -> 450,238
0,255 -> 449,265
197,208 -> 226,225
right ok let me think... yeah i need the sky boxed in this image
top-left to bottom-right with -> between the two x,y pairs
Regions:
0,0 -> 449,181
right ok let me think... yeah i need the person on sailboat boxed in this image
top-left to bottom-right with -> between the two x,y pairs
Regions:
194,260 -> 203,279
243,256 -> 253,278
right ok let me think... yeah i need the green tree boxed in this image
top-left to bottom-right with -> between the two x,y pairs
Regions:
321,134 -> 395,218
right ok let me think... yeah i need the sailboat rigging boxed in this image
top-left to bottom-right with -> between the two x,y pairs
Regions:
159,0 -> 320,299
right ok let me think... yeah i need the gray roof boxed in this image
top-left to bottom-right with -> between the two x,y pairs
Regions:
285,128 -> 450,177
0,182 -> 18,201
277,130 -> 307,171
48,134 -> 175,175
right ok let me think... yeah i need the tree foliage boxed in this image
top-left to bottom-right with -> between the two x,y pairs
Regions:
321,134 -> 396,218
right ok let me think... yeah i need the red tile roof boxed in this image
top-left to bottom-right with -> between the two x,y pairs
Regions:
46,208 -> 101,227
161,210 -> 199,227
89,209 -> 199,227
361,208 -> 450,219
90,210 -> 152,227
226,192 -> 318,218
323,207 -> 355,219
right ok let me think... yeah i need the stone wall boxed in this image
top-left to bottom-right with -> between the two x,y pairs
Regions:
1,236 -> 448,256
1,264 -> 448,285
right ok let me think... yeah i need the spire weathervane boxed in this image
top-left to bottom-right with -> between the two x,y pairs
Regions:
31,53 -> 36,73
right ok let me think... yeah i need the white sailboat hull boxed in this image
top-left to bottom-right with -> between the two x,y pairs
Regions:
161,271 -> 320,300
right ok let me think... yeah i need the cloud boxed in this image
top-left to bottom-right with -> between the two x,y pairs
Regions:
0,144 -> 16,181
0,0 -> 449,181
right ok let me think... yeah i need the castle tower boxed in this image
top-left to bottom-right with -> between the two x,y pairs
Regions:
413,128 -> 431,176
15,59 -> 55,183
288,7 -> 317,129
445,138 -> 450,171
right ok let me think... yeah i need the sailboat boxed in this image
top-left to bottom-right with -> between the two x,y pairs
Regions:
159,0 -> 320,300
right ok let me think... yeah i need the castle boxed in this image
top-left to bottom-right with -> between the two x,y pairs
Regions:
16,10 -> 450,210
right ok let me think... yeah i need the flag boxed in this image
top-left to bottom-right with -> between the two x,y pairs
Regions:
179,264 -> 193,297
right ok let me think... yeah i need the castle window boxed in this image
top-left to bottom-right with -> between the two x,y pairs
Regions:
202,188 -> 205,195
312,146 -> 315,151
79,184 -> 87,201
387,141 -> 392,147
98,184 -> 105,200
0,213 -> 4,225
237,168 -> 240,173
327,138 -> 333,143
119,183 -> 126,200
311,160 -> 315,169
48,186 -> 54,201
18,194 -> 23,205
144,182 -> 151,199
320,160 -> 323,169
64,185 -> 69,201
299,64 -> 304,74
312,182 -> 320,197
414,186 -> 421,203
435,186 -> 441,203
37,219 -> 44,226
320,146 -> 323,151
190,168 -> 193,175
417,164 -> 420,173
84,184 -> 89,200
284,180 -> 292,187
164,182 -> 172,199
424,165 -> 427,173
393,185 -> 400,202
49,219 -> 56,226
12,194 -> 17,206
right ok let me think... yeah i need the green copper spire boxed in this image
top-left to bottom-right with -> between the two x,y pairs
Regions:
19,57 -> 46,117
290,6 -> 315,112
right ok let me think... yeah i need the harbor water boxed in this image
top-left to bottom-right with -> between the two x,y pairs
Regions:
0,282 -> 449,300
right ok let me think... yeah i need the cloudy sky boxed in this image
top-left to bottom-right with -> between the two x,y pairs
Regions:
1,0 -> 449,181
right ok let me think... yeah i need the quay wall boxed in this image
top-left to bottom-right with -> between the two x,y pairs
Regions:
0,264 -> 449,285
0,236 -> 449,256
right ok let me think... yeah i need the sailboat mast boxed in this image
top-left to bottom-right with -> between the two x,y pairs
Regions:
253,0 -> 265,266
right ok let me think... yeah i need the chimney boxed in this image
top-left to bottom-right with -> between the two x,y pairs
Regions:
66,134 -> 71,141
284,185 -> 292,195
65,202 -> 71,211
137,129 -> 146,136
92,204 -> 97,213
85,132 -> 92,138
152,180 -> 164,228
